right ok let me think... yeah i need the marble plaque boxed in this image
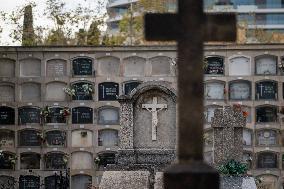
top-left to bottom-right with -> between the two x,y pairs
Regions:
19,175 -> 40,189
72,107 -> 93,124
45,153 -> 67,169
151,56 -> 171,75
46,59 -> 67,77
72,82 -> 93,100
20,153 -> 41,169
98,129 -> 118,147
204,56 -> 224,75
19,130 -> 41,146
124,56 -> 145,76
98,108 -> 119,125
124,81 -> 141,95
256,106 -> 277,123
18,107 -> 41,125
205,82 -> 224,99
256,81 -> 277,100
256,56 -> 277,75
229,57 -> 250,76
257,153 -> 277,168
0,106 -> 15,125
46,107 -> 66,124
45,130 -> 66,146
98,82 -> 119,101
229,81 -> 250,100
72,57 -> 93,76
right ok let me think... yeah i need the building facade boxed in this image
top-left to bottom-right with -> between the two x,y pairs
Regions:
0,44 -> 284,188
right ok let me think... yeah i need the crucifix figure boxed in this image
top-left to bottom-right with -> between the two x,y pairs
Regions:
142,97 -> 167,141
145,1 -> 236,188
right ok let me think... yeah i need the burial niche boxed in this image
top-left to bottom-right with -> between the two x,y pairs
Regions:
98,152 -> 116,168
18,130 -> 41,146
72,107 -> 93,124
204,105 -> 221,123
46,59 -> 67,77
71,82 -> 93,100
45,107 -> 66,124
257,130 -> 278,146
255,55 -> 277,75
98,129 -> 118,147
204,56 -> 224,75
45,152 -> 67,170
150,56 -> 171,75
0,130 -> 14,147
98,82 -> 119,101
0,175 -> 15,189
256,106 -> 277,123
45,130 -> 66,146
124,56 -> 145,76
71,175 -> 92,189
98,107 -> 119,125
229,56 -> 250,76
20,153 -> 41,169
0,152 -> 16,170
46,82 -> 67,101
243,152 -> 252,169
124,81 -> 141,95
71,152 -> 93,169
98,56 -> 120,76
21,83 -> 41,101
204,81 -> 224,100
229,80 -> 251,100
20,58 -> 41,77
257,152 -> 278,168
0,106 -> 15,125
44,175 -> 68,189
71,130 -> 93,147
204,151 -> 213,165
0,83 -> 14,102
0,58 -> 15,77
18,106 -> 41,125
243,129 -> 252,146
72,57 -> 93,76
19,175 -> 40,189
256,81 -> 278,100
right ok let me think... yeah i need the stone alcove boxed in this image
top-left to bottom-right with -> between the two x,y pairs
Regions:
71,129 -> 93,147
71,174 -> 92,189
46,59 -> 67,77
123,56 -> 146,76
19,58 -> 41,77
150,56 -> 172,76
0,58 -> 15,77
0,83 -> 14,102
71,151 -> 93,170
46,82 -> 67,101
98,56 -> 120,76
20,82 -> 41,101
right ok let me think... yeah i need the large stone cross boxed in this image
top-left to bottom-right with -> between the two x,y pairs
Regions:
142,97 -> 167,141
145,1 -> 236,189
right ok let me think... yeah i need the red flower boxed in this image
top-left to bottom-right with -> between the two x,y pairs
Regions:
242,111 -> 249,118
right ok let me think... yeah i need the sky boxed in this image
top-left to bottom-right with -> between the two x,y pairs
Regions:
0,0 -> 106,45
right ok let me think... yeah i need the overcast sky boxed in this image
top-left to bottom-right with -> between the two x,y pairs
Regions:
0,0 -> 106,45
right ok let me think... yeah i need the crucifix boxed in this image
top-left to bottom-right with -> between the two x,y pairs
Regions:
142,97 -> 167,141
145,1 -> 236,189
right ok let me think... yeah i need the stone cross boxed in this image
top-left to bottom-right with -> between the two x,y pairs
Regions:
144,1 -> 236,188
211,106 -> 246,167
142,97 -> 167,141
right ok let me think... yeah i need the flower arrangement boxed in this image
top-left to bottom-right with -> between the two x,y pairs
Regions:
63,87 -> 76,97
217,159 -> 248,176
40,106 -> 50,118
232,104 -> 249,118
82,84 -> 93,95
94,157 -> 100,164
36,133 -> 46,144
60,107 -> 70,117
8,155 -> 17,165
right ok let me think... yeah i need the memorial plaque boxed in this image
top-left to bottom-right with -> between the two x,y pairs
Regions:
19,175 -> 40,189
72,107 -> 93,124
229,57 -> 250,76
256,56 -> 277,75
45,175 -> 67,189
204,56 -> 224,75
46,107 -> 66,124
0,130 -> 14,147
98,153 -> 116,167
124,81 -> 141,95
0,106 -> 15,125
0,175 -> 15,189
256,81 -> 277,100
98,108 -> 119,125
98,82 -> 119,101
229,81 -> 251,100
20,153 -> 41,170
0,153 -> 14,169
19,130 -> 41,146
256,106 -> 277,123
45,153 -> 67,169
72,57 -> 93,76
98,129 -> 118,147
258,130 -> 277,146
257,153 -> 277,168
18,107 -> 40,125
243,129 -> 252,146
46,59 -> 67,77
0,58 -> 15,77
72,82 -> 93,100
205,82 -> 224,100
45,130 -> 66,146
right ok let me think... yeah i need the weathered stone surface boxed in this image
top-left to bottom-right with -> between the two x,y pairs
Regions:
220,176 -> 257,189
154,172 -> 164,189
212,106 -> 246,167
99,171 -> 150,189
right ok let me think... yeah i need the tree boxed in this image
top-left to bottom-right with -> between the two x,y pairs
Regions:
22,5 -> 36,46
87,20 -> 101,45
